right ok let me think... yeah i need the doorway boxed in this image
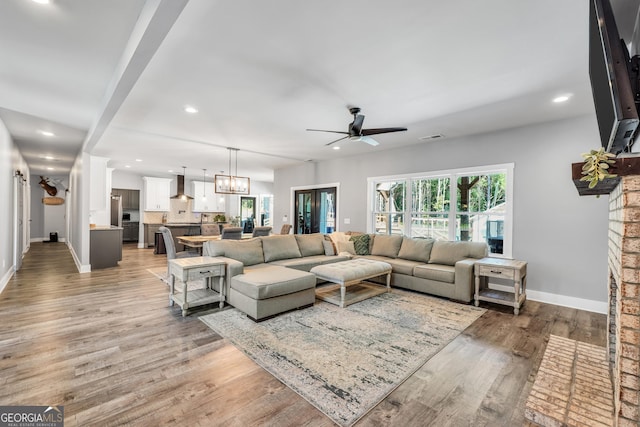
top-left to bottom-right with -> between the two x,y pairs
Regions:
294,187 -> 336,234
240,196 -> 256,233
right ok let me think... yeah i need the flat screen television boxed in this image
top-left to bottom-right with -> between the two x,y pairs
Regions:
589,0 -> 639,154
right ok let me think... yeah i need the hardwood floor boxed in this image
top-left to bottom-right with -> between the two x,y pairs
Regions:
0,243 -> 607,426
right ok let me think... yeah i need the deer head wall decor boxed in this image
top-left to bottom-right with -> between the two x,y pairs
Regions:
39,176 -> 58,197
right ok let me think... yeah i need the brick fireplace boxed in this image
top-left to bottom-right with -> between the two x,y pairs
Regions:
608,174 -> 640,425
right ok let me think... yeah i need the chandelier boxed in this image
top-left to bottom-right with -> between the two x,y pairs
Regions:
215,147 -> 250,195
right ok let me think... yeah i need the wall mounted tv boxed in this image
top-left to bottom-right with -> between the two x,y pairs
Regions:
589,0 -> 639,155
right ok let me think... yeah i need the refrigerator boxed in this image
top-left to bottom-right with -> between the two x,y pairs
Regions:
110,195 -> 123,227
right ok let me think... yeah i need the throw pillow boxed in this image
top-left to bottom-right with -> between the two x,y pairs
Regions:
370,234 -> 403,258
322,240 -> 336,256
397,237 -> 435,263
349,234 -> 370,255
336,240 -> 356,255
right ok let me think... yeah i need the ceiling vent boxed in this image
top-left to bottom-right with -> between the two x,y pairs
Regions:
419,134 -> 444,141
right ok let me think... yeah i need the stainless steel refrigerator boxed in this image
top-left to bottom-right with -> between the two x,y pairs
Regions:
110,195 -> 122,227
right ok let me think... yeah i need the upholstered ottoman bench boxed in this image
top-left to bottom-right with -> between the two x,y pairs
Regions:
229,264 -> 317,321
311,258 -> 392,308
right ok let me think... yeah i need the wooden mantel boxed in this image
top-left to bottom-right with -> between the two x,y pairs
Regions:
572,156 -> 640,196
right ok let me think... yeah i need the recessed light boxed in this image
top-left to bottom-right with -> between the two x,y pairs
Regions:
553,94 -> 571,103
44,155 -> 55,160
184,105 -> 198,114
168,169 -> 174,173
333,146 -> 340,150
38,130 -> 55,137
135,159 -> 142,162
46,167 -> 54,170
32,0 -> 50,4
125,165 -> 131,168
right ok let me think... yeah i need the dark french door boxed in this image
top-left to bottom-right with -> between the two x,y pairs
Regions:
294,187 -> 336,234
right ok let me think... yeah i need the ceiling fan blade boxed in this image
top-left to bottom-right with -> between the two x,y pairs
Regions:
306,128 -> 349,135
361,127 -> 407,136
358,136 -> 379,146
325,136 -> 348,146
349,114 -> 365,135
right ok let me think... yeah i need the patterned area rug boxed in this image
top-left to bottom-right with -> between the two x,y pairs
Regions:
200,289 -> 485,426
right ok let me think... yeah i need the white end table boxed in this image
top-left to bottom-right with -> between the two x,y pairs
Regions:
168,256 -> 226,317
474,257 -> 527,315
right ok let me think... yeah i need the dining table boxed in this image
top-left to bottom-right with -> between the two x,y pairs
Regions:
178,234 -> 252,254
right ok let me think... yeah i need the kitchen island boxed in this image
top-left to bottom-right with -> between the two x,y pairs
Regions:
144,223 -> 204,250
90,226 -> 123,269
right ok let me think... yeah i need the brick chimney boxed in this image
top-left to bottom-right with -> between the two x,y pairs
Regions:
608,174 -> 640,425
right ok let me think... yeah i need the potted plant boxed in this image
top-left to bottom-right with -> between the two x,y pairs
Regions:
213,214 -> 226,223
580,147 -> 617,189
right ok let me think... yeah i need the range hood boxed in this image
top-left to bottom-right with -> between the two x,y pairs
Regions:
171,174 -> 193,200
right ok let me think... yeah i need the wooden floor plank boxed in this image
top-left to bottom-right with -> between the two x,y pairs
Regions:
0,242 -> 607,426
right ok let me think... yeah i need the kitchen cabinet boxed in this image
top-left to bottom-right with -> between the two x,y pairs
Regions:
143,177 -> 171,211
111,189 -> 140,210
123,222 -> 139,242
145,224 -> 161,248
192,181 -> 225,212
90,226 -> 123,269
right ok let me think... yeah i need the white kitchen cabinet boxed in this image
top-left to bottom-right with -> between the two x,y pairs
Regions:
192,181 -> 225,212
143,177 -> 172,211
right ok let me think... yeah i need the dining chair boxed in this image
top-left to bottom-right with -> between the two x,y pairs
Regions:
200,223 -> 220,236
279,224 -> 292,235
221,227 -> 243,240
159,226 -> 199,280
252,226 -> 272,237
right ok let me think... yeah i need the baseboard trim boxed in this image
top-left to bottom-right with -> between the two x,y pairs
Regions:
0,268 -> 14,295
68,242 -> 91,273
489,283 -> 607,314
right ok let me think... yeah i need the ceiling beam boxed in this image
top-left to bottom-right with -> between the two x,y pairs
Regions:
82,0 -> 189,153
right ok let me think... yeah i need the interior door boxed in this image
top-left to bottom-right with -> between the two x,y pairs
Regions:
14,174 -> 25,271
294,187 -> 336,234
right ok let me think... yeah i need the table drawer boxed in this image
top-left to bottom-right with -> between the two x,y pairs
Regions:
187,264 -> 224,281
478,265 -> 515,280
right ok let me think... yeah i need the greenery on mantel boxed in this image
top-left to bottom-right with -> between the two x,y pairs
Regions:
580,148 -> 617,189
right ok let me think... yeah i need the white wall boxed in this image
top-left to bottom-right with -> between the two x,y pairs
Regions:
274,115 -> 610,311
0,117 -> 30,293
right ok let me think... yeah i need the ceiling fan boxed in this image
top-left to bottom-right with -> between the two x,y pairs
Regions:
307,107 -> 407,146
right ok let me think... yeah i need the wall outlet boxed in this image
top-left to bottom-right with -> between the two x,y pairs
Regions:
344,218 -> 350,224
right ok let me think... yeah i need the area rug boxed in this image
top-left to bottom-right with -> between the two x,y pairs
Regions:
199,289 -> 486,426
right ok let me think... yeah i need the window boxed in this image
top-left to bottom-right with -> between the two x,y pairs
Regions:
368,164 -> 513,257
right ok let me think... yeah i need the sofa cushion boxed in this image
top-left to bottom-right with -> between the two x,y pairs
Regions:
203,239 -> 226,257
397,237 -> 435,263
295,233 -> 325,257
231,265 -> 316,300
428,241 -> 488,265
370,234 -> 403,258
413,264 -> 456,283
221,238 -> 264,266
350,234 -> 370,255
262,235 -> 302,262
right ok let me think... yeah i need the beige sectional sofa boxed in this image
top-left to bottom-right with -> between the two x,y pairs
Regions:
202,232 -> 488,320
203,234 -> 349,320
352,234 -> 488,303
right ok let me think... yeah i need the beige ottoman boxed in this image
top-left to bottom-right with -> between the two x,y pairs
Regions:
229,264 -> 317,321
311,258 -> 392,308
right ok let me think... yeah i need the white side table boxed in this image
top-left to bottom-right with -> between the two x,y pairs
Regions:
474,257 -> 527,315
168,256 -> 226,317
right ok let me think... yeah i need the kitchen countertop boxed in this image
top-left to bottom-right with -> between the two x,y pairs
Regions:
91,225 -> 123,230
